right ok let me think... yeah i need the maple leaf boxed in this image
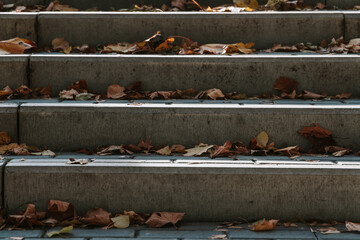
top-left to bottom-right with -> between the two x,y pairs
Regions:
210,141 -> 233,158
48,200 -> 77,222
250,219 -> 279,231
81,207 -> 111,226
107,84 -> 126,99
273,77 -> 299,94
183,143 -> 214,156
145,212 -> 185,227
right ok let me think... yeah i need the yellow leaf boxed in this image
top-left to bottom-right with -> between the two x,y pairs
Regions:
256,131 -> 269,148
111,215 -> 130,229
244,6 -> 254,11
47,225 -> 73,237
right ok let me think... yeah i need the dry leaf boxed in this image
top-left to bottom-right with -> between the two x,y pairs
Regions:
183,143 -> 214,156
273,77 -> 299,94
298,124 -> 336,154
256,131 -> 269,148
156,146 -> 172,156
0,38 -> 37,54
209,234 -> 227,239
250,219 -> 279,231
48,200 -> 76,221
59,89 -> 79,99
210,141 -> 232,158
318,227 -> 340,234
111,215 -> 130,229
0,132 -> 11,145
124,210 -> 148,225
47,225 -> 73,237
345,221 -> 360,232
170,144 -> 186,153
31,150 -> 55,157
67,158 -> 89,165
303,90 -> 327,99
107,84 -> 126,99
145,212 -> 185,227
81,208 -> 111,226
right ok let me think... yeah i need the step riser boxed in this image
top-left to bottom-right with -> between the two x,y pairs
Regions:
19,103 -> 360,151
29,55 -> 360,97
0,14 -> 37,41
0,105 -> 18,143
5,162 -> 360,221
0,56 -> 28,89
37,12 -> 344,49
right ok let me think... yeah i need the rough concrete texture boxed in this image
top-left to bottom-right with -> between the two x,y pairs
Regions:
0,161 -> 5,207
344,12 -> 360,42
0,103 -> 18,143
37,12 -> 343,49
0,13 -> 37,41
18,101 -> 360,151
0,56 -> 29,88
29,55 -> 360,97
5,158 -> 360,221
328,0 -> 360,8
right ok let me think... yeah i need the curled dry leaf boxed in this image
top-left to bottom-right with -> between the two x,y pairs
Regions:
124,210 -> 148,225
52,38 -> 71,53
59,89 -> 79,99
145,212 -> 185,228
67,158 -> 89,165
183,143 -> 214,156
8,204 -> 46,227
274,146 -> 300,157
303,90 -> 327,99
107,84 -> 126,99
46,0 -> 78,11
170,144 -> 186,153
31,150 -> 56,157
325,146 -> 350,157
47,225 -> 73,237
48,200 -> 77,222
250,219 -> 279,231
298,124 -> 336,154
318,227 -> 341,234
345,221 -> 360,232
208,234 -> 227,239
81,207 -> 111,226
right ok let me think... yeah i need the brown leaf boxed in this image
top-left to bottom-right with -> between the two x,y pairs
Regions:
298,124 -> 336,154
273,77 -> 299,94
81,207 -> 111,226
12,85 -> 32,98
97,145 -> 128,155
156,146 -> 172,156
0,86 -> 12,98
149,91 -> 172,100
145,212 -> 185,227
51,38 -> 71,52
102,43 -> 138,54
124,210 -> 149,225
8,204 -> 46,227
68,80 -> 89,93
171,0 -> 187,10
303,90 -> 327,99
250,219 -> 279,231
0,132 -> 11,145
46,0 -> 78,11
0,38 -> 37,54
48,200 -> 77,222
318,227 -> 340,234
67,158 -> 89,165
170,144 -> 186,153
209,234 -> 227,239
210,141 -> 232,158
206,88 -> 225,100
333,91 -> 352,99
32,85 -> 51,98
107,84 -> 126,99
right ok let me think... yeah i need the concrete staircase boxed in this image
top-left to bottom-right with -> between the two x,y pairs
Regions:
1,0 -> 360,222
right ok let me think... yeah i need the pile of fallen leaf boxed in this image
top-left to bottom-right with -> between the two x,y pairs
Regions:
1,199 -> 184,232
0,132 -> 55,156
77,123 -> 353,158
1,0 -> 360,12
265,37 -> 360,54
58,77 -> 351,101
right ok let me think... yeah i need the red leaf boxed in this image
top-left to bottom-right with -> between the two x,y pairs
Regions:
145,212 -> 185,227
273,77 -> 299,94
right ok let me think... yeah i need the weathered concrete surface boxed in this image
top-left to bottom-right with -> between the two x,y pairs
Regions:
5,158 -> 360,221
37,12 -> 343,49
0,13 -> 37,41
0,55 -> 29,88
344,12 -> 360,42
29,54 -> 360,97
0,160 -> 5,208
328,0 -> 360,8
0,103 -> 18,143
18,101 -> 360,151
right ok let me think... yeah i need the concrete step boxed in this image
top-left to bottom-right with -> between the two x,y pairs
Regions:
16,99 -> 360,151
29,54 -> 360,97
1,11 -> 358,48
36,12 -> 345,49
5,154 -> 360,221
0,103 -> 19,143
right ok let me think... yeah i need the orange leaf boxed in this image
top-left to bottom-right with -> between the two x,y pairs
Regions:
0,132 -> 11,145
107,84 -> 126,99
48,200 -> 77,221
81,207 -> 111,226
0,38 -> 37,54
250,219 -> 279,231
